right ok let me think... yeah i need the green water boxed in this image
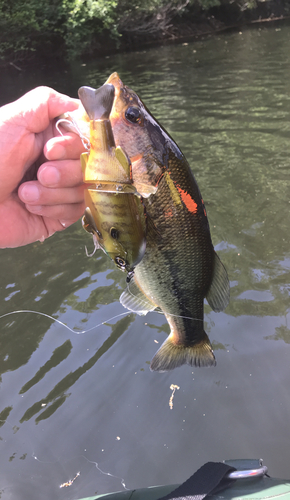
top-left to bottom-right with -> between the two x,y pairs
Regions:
1,23 -> 290,499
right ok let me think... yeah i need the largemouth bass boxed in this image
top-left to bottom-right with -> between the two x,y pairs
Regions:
66,74 -> 230,371
108,73 -> 230,371
78,84 -> 146,273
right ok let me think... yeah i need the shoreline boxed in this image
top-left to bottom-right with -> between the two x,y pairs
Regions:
2,6 -> 290,71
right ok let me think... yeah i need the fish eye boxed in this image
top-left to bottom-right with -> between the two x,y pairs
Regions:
110,227 -> 119,240
125,106 -> 141,124
115,256 -> 126,268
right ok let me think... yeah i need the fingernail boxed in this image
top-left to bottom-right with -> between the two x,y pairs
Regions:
20,184 -> 40,202
38,166 -> 60,187
59,219 -> 73,227
59,220 -> 71,228
45,143 -> 66,161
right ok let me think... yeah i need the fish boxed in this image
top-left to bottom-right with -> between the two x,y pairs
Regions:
65,73 -> 230,371
77,83 -> 147,273
107,72 -> 230,371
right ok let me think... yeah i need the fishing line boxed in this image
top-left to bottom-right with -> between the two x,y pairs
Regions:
0,310 -> 132,335
55,117 -> 90,151
126,280 -> 203,323
154,310 -> 203,322
0,307 -> 203,337
0,275 -> 203,336
80,455 -> 128,490
32,452 -> 127,490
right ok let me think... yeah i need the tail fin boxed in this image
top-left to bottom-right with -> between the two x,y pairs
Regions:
150,333 -> 216,372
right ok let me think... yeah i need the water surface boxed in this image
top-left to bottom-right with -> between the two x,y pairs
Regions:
1,23 -> 290,499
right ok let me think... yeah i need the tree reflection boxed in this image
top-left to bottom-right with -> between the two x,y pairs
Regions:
19,340 -> 73,394
265,325 -> 290,344
19,314 -> 134,423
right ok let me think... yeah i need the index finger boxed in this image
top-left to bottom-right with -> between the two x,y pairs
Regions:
44,134 -> 86,161
1,87 -> 79,133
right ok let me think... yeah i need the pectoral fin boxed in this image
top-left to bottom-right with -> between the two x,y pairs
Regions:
115,146 -> 131,177
206,252 -> 230,312
134,182 -> 158,198
120,275 -> 157,315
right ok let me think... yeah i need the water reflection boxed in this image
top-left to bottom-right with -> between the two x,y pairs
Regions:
19,314 -> 135,424
1,22 -> 290,499
19,339 -> 73,395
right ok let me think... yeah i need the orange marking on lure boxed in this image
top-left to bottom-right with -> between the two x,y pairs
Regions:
176,186 -> 198,214
131,153 -> 144,163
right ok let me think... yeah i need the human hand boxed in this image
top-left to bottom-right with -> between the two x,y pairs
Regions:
0,86 -> 85,248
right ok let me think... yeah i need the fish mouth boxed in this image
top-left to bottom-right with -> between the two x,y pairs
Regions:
105,72 -> 123,93
78,84 -> 115,121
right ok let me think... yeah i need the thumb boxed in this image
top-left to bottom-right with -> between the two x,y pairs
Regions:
1,86 -> 79,134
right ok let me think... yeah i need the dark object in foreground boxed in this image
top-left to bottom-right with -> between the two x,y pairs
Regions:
74,459 -> 276,500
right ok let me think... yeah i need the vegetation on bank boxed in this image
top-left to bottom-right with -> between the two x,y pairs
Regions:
1,0 -> 290,66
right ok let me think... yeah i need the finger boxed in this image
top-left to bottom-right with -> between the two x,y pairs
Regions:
2,87 -> 79,133
44,134 -> 85,161
25,201 -> 85,222
18,181 -> 84,206
41,215 -> 82,237
37,159 -> 83,188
